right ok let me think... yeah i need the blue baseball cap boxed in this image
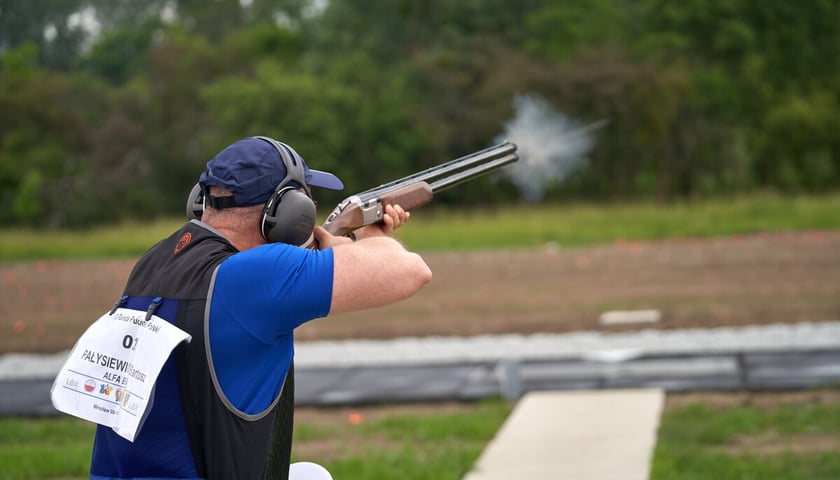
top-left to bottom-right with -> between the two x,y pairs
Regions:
199,136 -> 344,207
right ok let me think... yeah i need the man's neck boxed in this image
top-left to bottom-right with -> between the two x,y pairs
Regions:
210,225 -> 265,251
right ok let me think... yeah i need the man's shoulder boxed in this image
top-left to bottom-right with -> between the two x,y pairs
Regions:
216,243 -> 334,290
144,221 -> 236,260
223,242 -> 325,266
127,222 -> 235,290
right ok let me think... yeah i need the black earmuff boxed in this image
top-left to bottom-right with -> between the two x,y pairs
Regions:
185,136 -> 317,246
260,184 -> 317,246
186,182 -> 204,221
256,137 -> 317,245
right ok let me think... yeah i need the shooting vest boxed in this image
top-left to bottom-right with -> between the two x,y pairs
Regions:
90,220 -> 294,480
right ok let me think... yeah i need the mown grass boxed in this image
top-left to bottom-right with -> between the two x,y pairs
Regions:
292,400 -> 512,479
0,416 -> 95,479
403,193 -> 840,251
2,193 -> 839,261
652,395 -> 840,480
0,400 -> 511,480
3,393 -> 840,480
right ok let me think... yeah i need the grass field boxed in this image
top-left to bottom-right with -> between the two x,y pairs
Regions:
653,391 -> 840,480
2,193 -> 840,260
2,391 -> 840,480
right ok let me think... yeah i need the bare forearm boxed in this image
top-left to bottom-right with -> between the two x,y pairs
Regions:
328,236 -> 432,314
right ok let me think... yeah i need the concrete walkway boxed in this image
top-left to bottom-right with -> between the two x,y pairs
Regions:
464,389 -> 665,480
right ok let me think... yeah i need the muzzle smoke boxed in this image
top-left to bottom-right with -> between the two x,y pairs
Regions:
495,94 -> 606,202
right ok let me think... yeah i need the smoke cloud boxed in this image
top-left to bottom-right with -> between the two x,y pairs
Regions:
495,94 -> 605,202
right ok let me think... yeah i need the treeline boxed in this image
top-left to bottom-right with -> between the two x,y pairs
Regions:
1,0 -> 838,227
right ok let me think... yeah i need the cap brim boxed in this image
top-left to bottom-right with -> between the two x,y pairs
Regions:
306,169 -> 344,190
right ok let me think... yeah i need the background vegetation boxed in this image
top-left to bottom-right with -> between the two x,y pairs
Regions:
2,0 -> 838,229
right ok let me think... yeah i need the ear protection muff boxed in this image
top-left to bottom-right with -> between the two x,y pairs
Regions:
255,137 -> 317,246
184,136 -> 317,246
186,182 -> 204,221
260,182 -> 317,246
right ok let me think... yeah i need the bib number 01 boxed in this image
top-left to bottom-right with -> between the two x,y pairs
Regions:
50,307 -> 191,442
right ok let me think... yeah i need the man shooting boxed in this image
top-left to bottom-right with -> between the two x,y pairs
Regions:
88,136 -> 432,479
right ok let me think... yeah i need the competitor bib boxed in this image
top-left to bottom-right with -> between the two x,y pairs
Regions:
50,307 -> 191,442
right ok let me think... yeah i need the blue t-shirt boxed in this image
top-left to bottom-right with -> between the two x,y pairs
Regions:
208,242 -> 334,415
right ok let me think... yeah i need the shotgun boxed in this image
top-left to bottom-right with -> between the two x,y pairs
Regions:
317,142 -> 518,239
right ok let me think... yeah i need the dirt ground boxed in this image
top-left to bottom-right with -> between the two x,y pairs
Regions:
2,230 -> 839,353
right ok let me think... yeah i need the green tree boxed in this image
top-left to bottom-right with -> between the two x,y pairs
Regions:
174,0 -> 244,36
74,19 -> 161,84
310,0 -> 538,64
0,44 -> 115,226
521,0 -> 633,61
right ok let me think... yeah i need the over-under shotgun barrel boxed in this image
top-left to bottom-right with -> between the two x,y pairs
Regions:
317,141 -> 518,240
356,142 -> 518,201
